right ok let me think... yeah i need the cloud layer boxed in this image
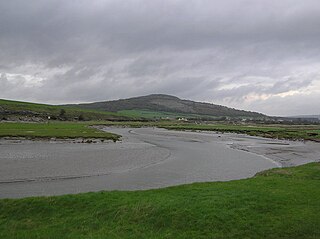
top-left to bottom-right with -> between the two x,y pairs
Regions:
1,0 -> 320,116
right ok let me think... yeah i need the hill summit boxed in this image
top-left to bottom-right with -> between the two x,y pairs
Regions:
70,94 -> 264,118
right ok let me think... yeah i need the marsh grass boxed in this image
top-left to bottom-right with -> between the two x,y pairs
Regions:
0,122 -> 120,141
96,121 -> 320,141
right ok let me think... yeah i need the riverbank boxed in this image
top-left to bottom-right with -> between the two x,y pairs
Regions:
0,122 -> 120,141
1,121 -> 319,143
99,121 -> 320,142
0,162 -> 319,238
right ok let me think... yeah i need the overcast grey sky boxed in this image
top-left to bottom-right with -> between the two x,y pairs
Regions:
1,0 -> 320,116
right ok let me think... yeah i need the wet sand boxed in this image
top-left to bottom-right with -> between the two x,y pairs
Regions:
0,127 -> 319,198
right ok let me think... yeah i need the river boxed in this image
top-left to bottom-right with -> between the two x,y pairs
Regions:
0,127 -> 319,198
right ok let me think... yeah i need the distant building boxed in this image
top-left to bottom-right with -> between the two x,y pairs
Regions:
178,117 -> 188,122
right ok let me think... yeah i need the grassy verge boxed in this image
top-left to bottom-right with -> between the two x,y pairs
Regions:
0,122 -> 120,141
0,163 -> 319,238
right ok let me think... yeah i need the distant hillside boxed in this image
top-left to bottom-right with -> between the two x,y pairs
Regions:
289,115 -> 320,120
0,99 -> 129,121
68,94 -> 265,118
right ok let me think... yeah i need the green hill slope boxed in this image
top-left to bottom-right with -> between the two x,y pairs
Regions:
68,94 -> 265,118
0,99 -> 130,121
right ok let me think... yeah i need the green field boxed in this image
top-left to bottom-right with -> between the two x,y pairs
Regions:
118,109 -> 222,120
0,99 -> 261,121
118,109 -> 183,119
1,99 -> 209,121
0,163 -> 319,238
0,122 -> 120,141
0,99 -> 131,121
162,124 -> 320,141
95,121 -> 320,142
1,121 -> 319,142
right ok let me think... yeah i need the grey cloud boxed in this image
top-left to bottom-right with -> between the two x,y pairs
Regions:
268,77 -> 314,94
0,0 -> 320,115
248,92 -> 320,116
207,75 -> 315,102
0,73 -> 10,90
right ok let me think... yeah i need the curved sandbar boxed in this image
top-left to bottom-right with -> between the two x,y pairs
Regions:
0,127 -> 319,198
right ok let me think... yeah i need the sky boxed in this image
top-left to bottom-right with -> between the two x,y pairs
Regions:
1,0 -> 320,116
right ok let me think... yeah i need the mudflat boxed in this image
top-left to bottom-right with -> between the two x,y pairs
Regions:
0,127 -> 319,198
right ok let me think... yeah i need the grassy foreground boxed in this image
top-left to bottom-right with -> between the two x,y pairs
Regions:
0,163 -> 319,239
0,122 -> 120,141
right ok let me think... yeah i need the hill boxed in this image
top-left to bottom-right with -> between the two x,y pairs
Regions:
0,99 -> 130,121
289,115 -> 320,120
0,95 -> 266,121
69,94 -> 265,119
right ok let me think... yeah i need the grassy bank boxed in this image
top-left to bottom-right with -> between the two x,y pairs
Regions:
1,121 -> 319,142
0,163 -> 319,238
0,122 -> 120,141
99,121 -> 320,142
162,124 -> 320,142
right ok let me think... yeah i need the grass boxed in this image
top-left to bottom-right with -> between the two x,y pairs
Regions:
98,121 -> 320,142
161,124 -> 320,141
1,120 -> 319,142
117,109 -> 222,120
0,99 -> 251,121
0,99 -> 130,121
0,122 -> 120,141
0,162 -> 319,238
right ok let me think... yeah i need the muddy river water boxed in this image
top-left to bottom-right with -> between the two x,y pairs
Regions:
0,127 -> 319,198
